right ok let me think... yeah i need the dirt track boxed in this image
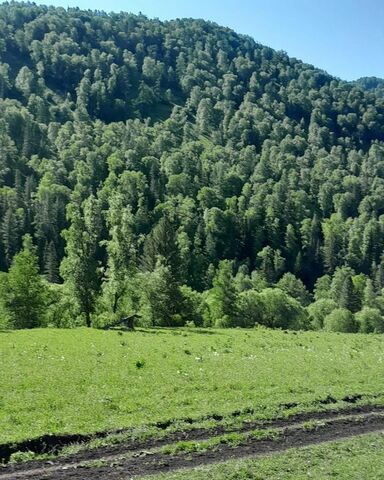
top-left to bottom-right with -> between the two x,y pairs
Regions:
2,406 -> 384,479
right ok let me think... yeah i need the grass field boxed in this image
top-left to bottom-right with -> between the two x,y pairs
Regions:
137,432 -> 384,480
1,326 -> 384,445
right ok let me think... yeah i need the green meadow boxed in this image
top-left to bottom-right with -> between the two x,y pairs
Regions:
1,327 -> 384,445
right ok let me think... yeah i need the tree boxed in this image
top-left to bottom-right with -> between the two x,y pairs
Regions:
322,214 -> 346,274
139,258 -> 184,326
277,273 -> 312,306
237,289 -> 263,327
257,246 -> 285,284
355,307 -> 384,333
206,260 -> 239,327
363,278 -> 377,308
1,203 -> 21,268
142,216 -> 181,281
102,194 -> 136,315
2,234 -> 46,328
330,267 -> 361,312
307,298 -> 337,330
43,241 -> 60,283
258,288 -> 308,330
60,194 -> 101,327
324,308 -> 357,333
314,275 -> 332,300
15,66 -> 35,99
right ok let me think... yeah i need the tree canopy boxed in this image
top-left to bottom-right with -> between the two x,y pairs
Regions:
1,3 -> 384,331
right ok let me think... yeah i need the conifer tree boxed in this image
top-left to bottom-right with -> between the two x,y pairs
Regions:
4,234 -> 46,328
208,260 -> 239,327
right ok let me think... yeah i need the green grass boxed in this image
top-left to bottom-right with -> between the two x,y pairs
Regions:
1,327 -> 384,445
159,429 -> 279,456
138,432 -> 384,479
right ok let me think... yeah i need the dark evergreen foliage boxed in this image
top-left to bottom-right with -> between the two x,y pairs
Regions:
1,2 -> 384,330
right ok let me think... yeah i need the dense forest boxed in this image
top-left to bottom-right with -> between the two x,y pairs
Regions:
1,2 -> 384,333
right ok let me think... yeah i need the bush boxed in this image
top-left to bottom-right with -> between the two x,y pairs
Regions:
215,314 -> 231,328
237,289 -> 264,327
324,308 -> 357,333
355,307 -> 384,333
45,283 -> 82,328
307,298 -> 338,330
179,285 -> 204,326
258,288 -> 309,330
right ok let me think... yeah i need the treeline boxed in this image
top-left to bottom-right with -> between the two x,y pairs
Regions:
1,3 -> 384,332
1,236 -> 383,333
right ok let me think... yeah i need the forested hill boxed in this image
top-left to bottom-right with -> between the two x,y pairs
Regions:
2,2 -> 384,332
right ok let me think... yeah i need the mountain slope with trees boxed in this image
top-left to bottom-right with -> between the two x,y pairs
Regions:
1,2 -> 384,331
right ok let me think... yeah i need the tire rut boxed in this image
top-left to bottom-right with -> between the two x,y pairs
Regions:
1,409 -> 384,479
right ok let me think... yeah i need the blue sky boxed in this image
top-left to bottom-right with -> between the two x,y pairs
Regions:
15,0 -> 384,80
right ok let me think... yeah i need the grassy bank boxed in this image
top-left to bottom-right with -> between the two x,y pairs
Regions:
1,327 -> 384,444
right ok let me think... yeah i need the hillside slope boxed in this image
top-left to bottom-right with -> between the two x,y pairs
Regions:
1,2 -> 384,328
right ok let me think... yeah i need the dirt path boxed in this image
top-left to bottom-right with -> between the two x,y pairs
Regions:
1,408 -> 384,479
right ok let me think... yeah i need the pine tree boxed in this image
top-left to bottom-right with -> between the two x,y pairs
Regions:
363,278 -> 377,308
142,216 -> 181,282
1,204 -> 21,268
208,260 -> 239,327
43,241 -> 60,283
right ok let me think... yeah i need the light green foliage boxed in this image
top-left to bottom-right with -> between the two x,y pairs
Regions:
277,273 -> 312,306
236,289 -> 264,327
139,259 -> 184,326
44,283 -> 82,328
307,298 -> 338,330
101,193 -> 136,316
324,308 -> 357,333
355,307 -> 384,333
314,275 -> 332,300
0,274 -> 12,329
2,327 -> 384,445
60,194 -> 102,327
257,288 -> 308,329
1,234 -> 47,328
179,285 -> 204,326
206,260 -> 239,327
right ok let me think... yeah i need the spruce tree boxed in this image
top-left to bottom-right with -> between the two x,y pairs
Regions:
4,234 -> 46,329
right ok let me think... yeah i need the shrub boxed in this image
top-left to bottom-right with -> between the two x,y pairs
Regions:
45,283 -> 82,328
237,289 -> 264,327
258,288 -> 309,330
355,307 -> 384,333
179,285 -> 204,326
307,298 -> 338,330
215,314 -> 231,328
324,308 -> 357,333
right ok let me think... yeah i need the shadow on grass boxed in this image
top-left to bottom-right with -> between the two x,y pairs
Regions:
137,327 -> 221,336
